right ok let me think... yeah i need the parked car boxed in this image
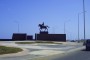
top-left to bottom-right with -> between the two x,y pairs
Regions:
86,40 -> 90,50
83,41 -> 86,46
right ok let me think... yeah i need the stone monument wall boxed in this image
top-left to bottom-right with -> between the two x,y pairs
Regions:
35,34 -> 66,42
12,33 -> 27,41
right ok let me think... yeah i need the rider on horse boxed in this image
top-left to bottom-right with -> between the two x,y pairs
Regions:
42,22 -> 44,26
38,22 -> 49,31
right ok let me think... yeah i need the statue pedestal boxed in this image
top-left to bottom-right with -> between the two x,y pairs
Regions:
40,31 -> 48,34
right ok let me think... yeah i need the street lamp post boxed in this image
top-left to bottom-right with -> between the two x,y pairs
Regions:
14,21 -> 20,33
78,13 -> 80,41
17,23 -> 19,33
64,20 -> 70,34
83,0 -> 86,41
64,22 -> 66,34
78,12 -> 83,41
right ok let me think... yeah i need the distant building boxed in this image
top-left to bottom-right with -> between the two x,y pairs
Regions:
0,39 -> 12,41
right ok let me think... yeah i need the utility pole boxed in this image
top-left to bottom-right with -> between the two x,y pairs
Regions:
83,0 -> 86,41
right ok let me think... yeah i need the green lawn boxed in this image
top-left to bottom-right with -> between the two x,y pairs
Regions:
0,46 -> 23,55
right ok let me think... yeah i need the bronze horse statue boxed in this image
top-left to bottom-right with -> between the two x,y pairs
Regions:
38,23 -> 49,31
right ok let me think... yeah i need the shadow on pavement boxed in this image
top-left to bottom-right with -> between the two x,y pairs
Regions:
81,49 -> 90,51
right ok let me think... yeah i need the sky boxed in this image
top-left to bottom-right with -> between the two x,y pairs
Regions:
0,0 -> 90,40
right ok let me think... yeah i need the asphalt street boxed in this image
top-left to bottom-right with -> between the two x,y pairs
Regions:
0,42 -> 84,60
38,49 -> 90,60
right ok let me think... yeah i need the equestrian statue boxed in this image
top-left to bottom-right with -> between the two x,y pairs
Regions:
38,22 -> 49,32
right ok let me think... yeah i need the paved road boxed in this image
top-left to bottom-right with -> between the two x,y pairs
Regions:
0,42 -> 84,60
38,49 -> 90,60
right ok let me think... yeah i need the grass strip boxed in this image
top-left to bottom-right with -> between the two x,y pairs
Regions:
0,46 -> 22,55
15,41 -> 63,44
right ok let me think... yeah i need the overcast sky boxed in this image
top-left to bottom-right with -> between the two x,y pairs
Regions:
0,0 -> 90,40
